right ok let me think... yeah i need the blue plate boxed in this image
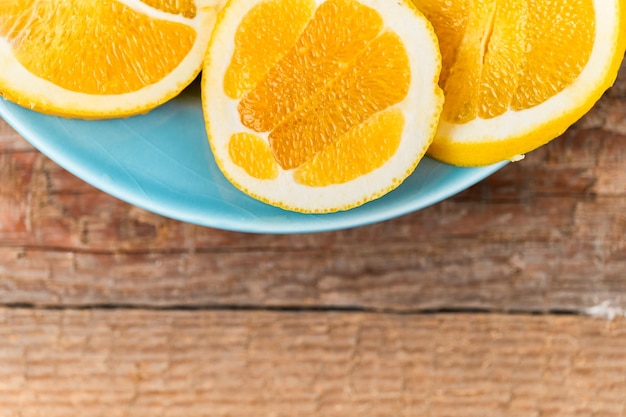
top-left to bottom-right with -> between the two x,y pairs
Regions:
0,81 -> 506,234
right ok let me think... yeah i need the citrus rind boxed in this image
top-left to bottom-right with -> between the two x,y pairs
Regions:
202,0 -> 444,213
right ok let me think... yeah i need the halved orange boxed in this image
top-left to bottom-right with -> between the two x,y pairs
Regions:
202,0 -> 444,213
412,0 -> 626,166
0,0 -> 224,118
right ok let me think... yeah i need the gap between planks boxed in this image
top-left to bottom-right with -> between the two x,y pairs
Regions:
0,301 -> 593,317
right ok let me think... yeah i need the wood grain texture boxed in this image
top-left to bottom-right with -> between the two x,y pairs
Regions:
1,30 -> 626,417
1,62 -> 626,313
1,309 -> 625,417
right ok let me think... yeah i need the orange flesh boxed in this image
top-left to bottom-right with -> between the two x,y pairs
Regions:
225,0 -> 411,181
294,108 -> 405,186
223,0 -> 317,99
412,0 -> 595,123
0,0 -> 196,95
229,133 -> 279,180
237,0 -> 383,133
266,30 -> 410,169
511,0 -> 595,110
140,0 -> 198,18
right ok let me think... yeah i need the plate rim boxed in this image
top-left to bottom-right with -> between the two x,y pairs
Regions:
0,98 -> 507,234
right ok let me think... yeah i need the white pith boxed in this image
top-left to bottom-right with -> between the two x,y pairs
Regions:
203,0 -> 444,212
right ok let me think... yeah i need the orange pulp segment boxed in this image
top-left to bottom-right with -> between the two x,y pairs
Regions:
415,0 -> 595,124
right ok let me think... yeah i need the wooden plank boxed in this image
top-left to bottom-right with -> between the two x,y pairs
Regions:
0,308 -> 625,417
3,136 -> 626,312
1,62 -> 625,312
0,119 -> 32,153
1,193 -> 626,313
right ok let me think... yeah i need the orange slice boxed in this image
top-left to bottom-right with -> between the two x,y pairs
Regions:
412,0 -> 626,166
202,0 -> 444,213
0,0 -> 224,118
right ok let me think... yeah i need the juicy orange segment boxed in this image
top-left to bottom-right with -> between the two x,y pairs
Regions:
437,0 -> 527,122
0,0 -> 223,118
140,0 -> 198,18
235,1 -> 410,171
223,0 -> 317,99
203,0 -> 444,213
417,0 -> 595,123
412,0 -> 623,166
510,0 -> 594,110
265,31 -> 410,169
294,108 -> 405,187
3,0 -> 195,95
229,133 -> 279,180
477,0 -> 526,118
236,0 -> 384,133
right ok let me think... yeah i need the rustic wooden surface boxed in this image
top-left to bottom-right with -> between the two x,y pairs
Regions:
2,310 -> 626,417
1,60 -> 626,416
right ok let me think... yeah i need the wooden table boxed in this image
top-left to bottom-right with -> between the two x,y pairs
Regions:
1,61 -> 626,416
